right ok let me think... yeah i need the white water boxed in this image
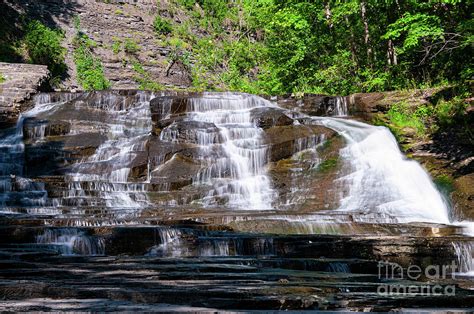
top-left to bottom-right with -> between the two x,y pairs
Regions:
146,227 -> 187,257
0,91 -> 454,224
452,242 -> 474,276
36,228 -> 105,256
0,95 -> 74,208
159,93 -> 277,210
314,117 -> 450,223
64,92 -> 154,209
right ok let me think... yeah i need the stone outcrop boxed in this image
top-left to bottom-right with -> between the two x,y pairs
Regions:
452,173 -> 474,220
0,62 -> 49,128
2,0 -> 190,90
250,107 -> 293,129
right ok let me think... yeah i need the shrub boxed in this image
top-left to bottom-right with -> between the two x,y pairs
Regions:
435,97 -> 468,127
123,38 -> 140,54
386,102 -> 429,136
153,16 -> 173,35
73,26 -> 110,91
74,43 -> 110,90
317,157 -> 339,173
24,20 -> 66,78
112,39 -> 122,54
0,73 -> 5,83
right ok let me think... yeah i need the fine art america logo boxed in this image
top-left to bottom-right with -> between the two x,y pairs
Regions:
377,261 -> 458,296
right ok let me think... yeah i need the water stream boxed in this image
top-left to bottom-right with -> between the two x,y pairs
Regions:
0,91 -> 471,267
314,117 -> 450,224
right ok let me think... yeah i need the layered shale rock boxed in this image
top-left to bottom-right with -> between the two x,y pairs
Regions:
1,90 -> 473,311
0,62 -> 49,128
2,0 -> 190,90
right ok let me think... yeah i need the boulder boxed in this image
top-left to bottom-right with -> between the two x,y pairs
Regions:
149,153 -> 201,189
264,125 -> 336,161
250,107 -> 293,129
274,94 -> 351,116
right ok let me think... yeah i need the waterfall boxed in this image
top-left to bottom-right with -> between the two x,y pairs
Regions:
146,227 -> 187,257
312,117 -> 450,223
158,93 -> 276,210
62,91 -> 154,209
334,96 -> 348,116
36,228 -> 105,256
452,242 -> 474,276
0,91 -> 454,223
0,95 -> 73,209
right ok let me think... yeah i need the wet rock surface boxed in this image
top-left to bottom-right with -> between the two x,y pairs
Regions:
272,94 -> 351,117
0,214 -> 474,311
250,107 -> 294,129
349,87 -> 474,223
0,90 -> 473,311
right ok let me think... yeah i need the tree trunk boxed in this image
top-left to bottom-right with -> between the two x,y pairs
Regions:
360,1 -> 373,63
387,39 -> 397,65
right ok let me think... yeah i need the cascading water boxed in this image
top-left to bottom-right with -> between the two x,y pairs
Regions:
0,91 -> 455,223
157,93 -> 277,210
312,117 -> 450,224
0,91 -> 154,217
63,92 -> 154,210
36,228 -> 105,256
0,95 -> 75,209
146,227 -> 187,257
3,90 -> 474,311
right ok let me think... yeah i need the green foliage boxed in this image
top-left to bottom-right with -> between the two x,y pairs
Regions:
174,0 -> 195,10
434,174 -> 455,194
112,38 -> 122,54
386,102 -> 431,136
123,38 -> 140,54
73,18 -> 110,91
434,97 -> 468,127
24,20 -> 66,79
199,0 -> 229,29
153,16 -> 173,35
132,61 -> 164,91
162,0 -> 473,95
383,13 -> 444,55
317,157 -> 339,173
0,73 -> 5,83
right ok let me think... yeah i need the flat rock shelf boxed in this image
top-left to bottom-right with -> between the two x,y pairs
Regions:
0,90 -> 473,311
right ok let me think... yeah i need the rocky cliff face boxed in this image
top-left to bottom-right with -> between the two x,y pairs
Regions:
2,0 -> 190,90
0,62 -> 49,128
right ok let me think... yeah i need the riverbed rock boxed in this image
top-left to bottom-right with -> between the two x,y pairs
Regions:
273,94 -> 351,116
250,107 -> 293,129
160,120 -> 221,144
23,119 -> 71,139
264,125 -> 336,161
